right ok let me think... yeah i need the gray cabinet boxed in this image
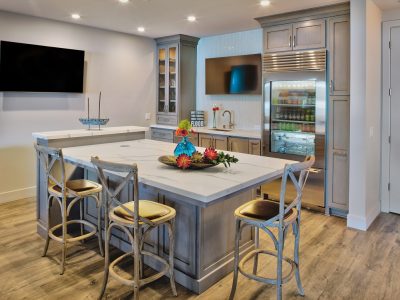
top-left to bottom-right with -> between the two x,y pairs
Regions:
328,15 -> 350,96
263,24 -> 293,53
198,133 -> 228,150
151,128 -> 174,143
263,19 -> 325,53
327,96 -> 349,210
156,35 -> 199,126
293,19 -> 326,50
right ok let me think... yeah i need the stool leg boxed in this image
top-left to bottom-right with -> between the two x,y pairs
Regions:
60,199 -> 67,275
276,226 -> 284,300
42,195 -> 53,257
80,198 -> 84,241
293,220 -> 304,296
229,219 -> 241,300
97,195 -> 104,257
139,228 -> 145,279
252,226 -> 259,275
99,225 -> 111,299
167,219 -> 177,296
133,227 -> 140,300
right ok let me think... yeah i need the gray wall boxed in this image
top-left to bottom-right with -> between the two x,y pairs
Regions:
0,11 -> 156,202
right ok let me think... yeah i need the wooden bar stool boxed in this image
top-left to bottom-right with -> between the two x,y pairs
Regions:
91,156 -> 177,300
229,156 -> 315,300
34,144 -> 104,275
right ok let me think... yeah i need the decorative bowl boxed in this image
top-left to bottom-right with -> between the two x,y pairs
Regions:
158,155 -> 218,170
79,118 -> 110,126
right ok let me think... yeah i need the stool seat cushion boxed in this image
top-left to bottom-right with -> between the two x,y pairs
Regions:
49,179 -> 102,197
111,200 -> 176,225
235,199 -> 296,223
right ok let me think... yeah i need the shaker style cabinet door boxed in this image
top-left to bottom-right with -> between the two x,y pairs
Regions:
214,135 -> 228,151
229,137 -> 249,154
327,96 -> 349,210
264,24 -> 293,53
292,19 -> 326,50
328,15 -> 350,96
199,133 -> 213,148
249,139 -> 261,155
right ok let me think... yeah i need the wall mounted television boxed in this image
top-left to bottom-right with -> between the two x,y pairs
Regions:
205,54 -> 262,95
0,41 -> 85,93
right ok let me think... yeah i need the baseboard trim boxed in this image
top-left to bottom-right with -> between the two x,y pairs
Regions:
0,186 -> 35,204
347,202 -> 381,231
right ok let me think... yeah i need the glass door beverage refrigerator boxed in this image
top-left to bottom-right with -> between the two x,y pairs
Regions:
262,50 -> 327,210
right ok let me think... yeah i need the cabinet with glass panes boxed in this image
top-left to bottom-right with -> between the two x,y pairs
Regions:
156,35 -> 199,126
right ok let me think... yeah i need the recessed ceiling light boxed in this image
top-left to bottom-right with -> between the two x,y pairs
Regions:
187,15 -> 196,22
119,0 -> 129,3
137,27 -> 145,32
260,0 -> 271,6
71,13 -> 81,20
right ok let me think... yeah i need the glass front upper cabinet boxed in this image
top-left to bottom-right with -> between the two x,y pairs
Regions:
168,46 -> 177,113
158,48 -> 166,113
270,80 -> 316,156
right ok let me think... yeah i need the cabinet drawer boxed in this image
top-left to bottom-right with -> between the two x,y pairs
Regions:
156,114 -> 178,126
151,129 -> 173,142
249,139 -> 261,155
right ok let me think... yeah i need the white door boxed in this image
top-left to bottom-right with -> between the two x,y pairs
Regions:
389,26 -> 400,213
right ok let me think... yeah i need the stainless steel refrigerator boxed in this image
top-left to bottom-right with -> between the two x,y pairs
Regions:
261,49 -> 327,210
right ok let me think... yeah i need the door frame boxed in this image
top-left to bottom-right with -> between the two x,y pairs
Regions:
381,20 -> 400,213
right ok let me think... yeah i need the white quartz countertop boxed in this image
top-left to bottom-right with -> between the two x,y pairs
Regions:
62,139 -> 294,207
150,124 -> 261,139
32,126 -> 148,140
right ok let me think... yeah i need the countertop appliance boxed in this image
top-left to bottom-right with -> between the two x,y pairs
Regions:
261,49 -> 327,210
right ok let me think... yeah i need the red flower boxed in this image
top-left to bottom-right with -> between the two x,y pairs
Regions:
212,107 -> 220,111
175,128 -> 182,136
176,154 -> 192,169
180,129 -> 188,136
204,147 -> 218,161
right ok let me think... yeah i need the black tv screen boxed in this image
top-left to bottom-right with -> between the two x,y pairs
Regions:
205,54 -> 261,95
0,41 -> 84,93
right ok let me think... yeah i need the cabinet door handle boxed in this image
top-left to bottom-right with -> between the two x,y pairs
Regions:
330,80 -> 334,93
333,150 -> 347,157
293,35 -> 296,47
230,142 -> 233,151
289,35 -> 292,47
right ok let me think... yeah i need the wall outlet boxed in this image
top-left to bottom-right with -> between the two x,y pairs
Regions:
145,112 -> 151,120
369,126 -> 374,137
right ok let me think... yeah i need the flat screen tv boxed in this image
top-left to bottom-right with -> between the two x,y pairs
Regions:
0,41 -> 85,93
205,54 -> 261,95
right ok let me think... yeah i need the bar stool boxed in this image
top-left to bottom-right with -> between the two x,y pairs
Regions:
91,156 -> 177,300
229,156 -> 315,300
35,144 -> 104,275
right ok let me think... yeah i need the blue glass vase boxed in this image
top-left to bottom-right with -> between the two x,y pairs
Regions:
174,136 -> 196,157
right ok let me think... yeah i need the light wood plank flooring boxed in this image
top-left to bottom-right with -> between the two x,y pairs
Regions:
1,198 -> 399,300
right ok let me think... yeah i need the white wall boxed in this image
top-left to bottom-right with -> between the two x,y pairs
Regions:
0,11 -> 156,202
196,29 -> 263,130
348,0 -> 382,230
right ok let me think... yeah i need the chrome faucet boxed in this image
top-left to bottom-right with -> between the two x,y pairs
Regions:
222,110 -> 234,129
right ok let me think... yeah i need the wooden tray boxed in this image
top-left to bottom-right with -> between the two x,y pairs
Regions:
158,155 -> 218,170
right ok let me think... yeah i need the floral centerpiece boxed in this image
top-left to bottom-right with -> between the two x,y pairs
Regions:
159,119 -> 239,170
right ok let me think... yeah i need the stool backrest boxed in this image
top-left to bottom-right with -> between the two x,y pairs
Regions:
278,156 -> 315,226
34,144 -> 67,196
91,156 -> 150,228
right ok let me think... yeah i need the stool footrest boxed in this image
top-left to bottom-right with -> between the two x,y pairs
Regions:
109,251 -> 170,288
238,249 -> 296,285
48,220 -> 97,243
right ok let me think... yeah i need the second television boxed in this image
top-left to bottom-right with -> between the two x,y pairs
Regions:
205,54 -> 261,95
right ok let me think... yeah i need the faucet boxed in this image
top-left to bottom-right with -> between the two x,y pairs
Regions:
222,110 -> 234,129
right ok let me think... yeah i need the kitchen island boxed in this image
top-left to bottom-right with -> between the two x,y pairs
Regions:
56,139 -> 293,293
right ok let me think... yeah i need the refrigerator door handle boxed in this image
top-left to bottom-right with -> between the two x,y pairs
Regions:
289,35 -> 292,47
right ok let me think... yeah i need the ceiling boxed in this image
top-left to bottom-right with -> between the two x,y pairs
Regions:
0,0 -> 350,39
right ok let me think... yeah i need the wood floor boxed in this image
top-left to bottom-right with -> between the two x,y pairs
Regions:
1,198 -> 399,300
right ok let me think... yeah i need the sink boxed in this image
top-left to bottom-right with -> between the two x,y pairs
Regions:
209,128 -> 233,132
